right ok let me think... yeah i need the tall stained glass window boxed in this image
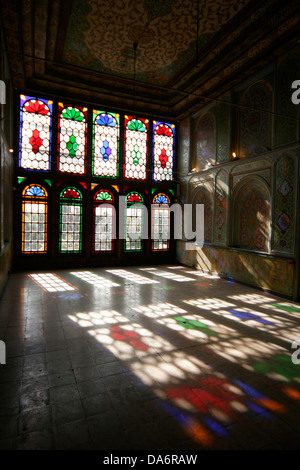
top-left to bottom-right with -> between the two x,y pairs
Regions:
59,187 -> 83,253
125,192 -> 144,252
19,95 -> 52,170
152,193 -> 170,251
94,189 -> 115,252
58,104 -> 87,174
22,184 -> 48,253
124,116 -> 148,180
93,111 -> 120,177
153,121 -> 175,181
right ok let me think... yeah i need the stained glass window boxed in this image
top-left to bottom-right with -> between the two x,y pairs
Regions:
22,184 -> 48,253
19,95 -> 52,170
152,193 -> 170,251
18,95 -> 177,261
153,121 -> 175,181
59,187 -> 83,253
124,116 -> 148,180
94,190 -> 115,252
58,104 -> 87,174
93,111 -> 120,177
125,192 -> 144,252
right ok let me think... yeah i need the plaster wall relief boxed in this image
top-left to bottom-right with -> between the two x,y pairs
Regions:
192,185 -> 214,244
194,111 -> 216,172
231,158 -> 272,190
177,118 -> 192,204
216,96 -> 231,164
232,178 -> 271,253
178,118 -> 191,177
273,153 -> 297,254
214,169 -> 229,245
237,80 -> 273,158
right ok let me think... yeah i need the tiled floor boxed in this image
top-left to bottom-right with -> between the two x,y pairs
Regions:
1,264 -> 300,450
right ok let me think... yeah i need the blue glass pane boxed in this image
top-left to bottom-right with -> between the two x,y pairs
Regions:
154,194 -> 169,204
96,113 -> 117,127
25,185 -> 46,197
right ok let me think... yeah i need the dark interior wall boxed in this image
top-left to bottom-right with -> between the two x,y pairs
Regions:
178,45 -> 300,300
0,20 -> 14,296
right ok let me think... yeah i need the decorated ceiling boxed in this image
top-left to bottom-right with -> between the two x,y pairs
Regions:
63,0 -> 249,84
1,0 -> 299,119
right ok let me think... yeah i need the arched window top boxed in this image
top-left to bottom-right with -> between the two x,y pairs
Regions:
153,122 -> 175,137
60,187 -> 82,200
125,117 -> 148,132
153,193 -> 170,205
59,105 -> 87,122
126,192 -> 143,204
23,184 -> 47,198
21,97 -> 52,115
94,189 -> 114,202
94,112 -> 119,127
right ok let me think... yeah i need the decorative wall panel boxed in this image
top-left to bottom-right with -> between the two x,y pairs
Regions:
234,180 -> 270,252
214,169 -> 229,244
238,81 -> 273,158
192,187 -> 213,243
196,111 -> 216,171
273,154 -> 296,253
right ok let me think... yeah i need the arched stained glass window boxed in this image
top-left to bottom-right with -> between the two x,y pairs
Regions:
19,95 -> 52,170
93,111 -> 120,177
22,184 -> 48,253
152,193 -> 170,251
58,104 -> 87,174
94,190 -> 115,252
124,116 -> 148,180
153,121 -> 175,181
125,192 -> 144,252
59,187 -> 83,253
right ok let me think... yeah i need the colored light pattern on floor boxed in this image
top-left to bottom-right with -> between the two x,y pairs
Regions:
105,269 -> 159,284
184,297 -> 235,310
139,267 -> 157,271
166,266 -> 185,270
70,270 -> 120,287
10,266 -> 300,449
251,353 -> 300,383
174,317 -> 219,336
228,309 -> 274,325
66,295 -> 295,448
132,303 -> 237,343
206,336 -> 287,369
132,302 -> 187,318
184,271 -> 220,279
110,325 -> 148,351
139,269 -> 196,282
29,273 -> 76,292
68,310 -> 175,360
57,293 -> 83,300
209,307 -> 289,335
228,294 -> 275,304
271,303 -> 300,313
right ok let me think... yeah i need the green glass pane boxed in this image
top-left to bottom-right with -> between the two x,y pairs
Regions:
62,107 -> 84,121
127,119 -> 146,132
